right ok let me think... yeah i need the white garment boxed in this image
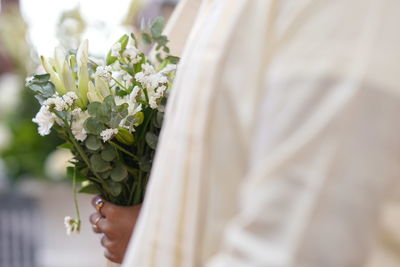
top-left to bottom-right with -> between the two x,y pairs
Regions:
123,0 -> 400,266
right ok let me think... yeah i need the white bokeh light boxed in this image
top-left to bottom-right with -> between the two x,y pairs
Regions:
20,0 -> 133,57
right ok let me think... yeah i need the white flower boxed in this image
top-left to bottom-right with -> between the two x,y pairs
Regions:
71,108 -> 82,116
100,128 -> 118,142
115,95 -> 129,106
122,72 -> 133,87
111,42 -> 122,57
32,105 -> 56,136
44,92 -> 77,112
123,46 -> 140,64
62,92 -> 78,106
149,97 -> 158,109
45,96 -> 67,112
95,65 -> 113,82
141,63 -> 155,75
130,86 -> 141,101
128,103 -> 142,117
71,110 -> 89,141
134,72 -> 145,83
64,216 -> 80,235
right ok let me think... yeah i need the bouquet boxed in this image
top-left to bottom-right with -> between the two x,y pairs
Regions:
26,18 -> 179,234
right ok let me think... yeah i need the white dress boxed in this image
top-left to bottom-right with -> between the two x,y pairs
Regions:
123,0 -> 400,266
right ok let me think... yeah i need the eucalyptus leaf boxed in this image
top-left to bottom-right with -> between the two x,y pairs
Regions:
139,159 -> 151,172
84,117 -> 106,135
90,153 -> 111,173
107,181 -> 123,197
99,170 -> 111,179
166,56 -> 180,65
79,183 -> 99,194
85,135 -> 102,151
145,132 -> 158,150
110,162 -> 128,182
142,33 -> 152,45
101,145 -> 117,162
150,17 -> 165,37
88,102 -> 102,116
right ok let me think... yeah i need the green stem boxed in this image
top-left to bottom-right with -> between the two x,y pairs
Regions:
72,168 -> 81,232
112,77 -> 129,91
109,141 -> 139,160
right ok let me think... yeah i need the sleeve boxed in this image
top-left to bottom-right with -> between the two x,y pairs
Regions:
205,1 -> 400,266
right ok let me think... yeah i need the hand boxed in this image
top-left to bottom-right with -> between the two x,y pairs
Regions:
89,196 -> 142,263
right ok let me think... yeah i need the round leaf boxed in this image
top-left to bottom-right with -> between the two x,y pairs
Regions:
90,153 -> 111,173
101,145 -> 117,162
85,135 -> 102,151
110,163 -> 128,182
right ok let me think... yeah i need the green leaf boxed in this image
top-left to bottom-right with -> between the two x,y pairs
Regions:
139,158 -> 152,172
57,142 -> 73,150
153,111 -> 164,128
66,166 -> 86,183
110,103 -> 128,128
84,117 -> 106,135
145,132 -> 158,150
154,35 -> 168,46
150,17 -> 165,37
90,154 -> 111,173
87,102 -> 103,116
99,170 -> 111,179
101,145 -> 117,162
79,182 -> 99,194
106,34 -> 129,65
107,180 -> 123,197
85,135 -> 102,151
166,56 -> 180,64
110,162 -> 128,182
33,73 -> 50,83
142,33 -> 152,45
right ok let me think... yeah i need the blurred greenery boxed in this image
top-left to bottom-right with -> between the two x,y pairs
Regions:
1,89 -> 62,182
0,2 -> 61,183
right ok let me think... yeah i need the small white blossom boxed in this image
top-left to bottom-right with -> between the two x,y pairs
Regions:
62,92 -> 78,106
71,108 -> 82,116
149,97 -> 158,109
100,128 -> 118,142
123,46 -> 140,64
134,72 -> 145,83
95,65 -> 113,81
130,86 -> 141,101
64,216 -> 80,235
111,42 -> 122,57
141,63 -> 155,75
71,110 -> 89,141
45,96 -> 67,112
32,105 -> 56,136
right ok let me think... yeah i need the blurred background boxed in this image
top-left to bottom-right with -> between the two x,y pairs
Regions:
0,0 -> 178,266
1,1 -> 400,267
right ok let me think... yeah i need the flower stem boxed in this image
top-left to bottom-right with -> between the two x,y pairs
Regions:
109,141 -> 139,160
72,167 -> 81,232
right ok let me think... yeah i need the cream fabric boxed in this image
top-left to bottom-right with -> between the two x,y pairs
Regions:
123,0 -> 400,266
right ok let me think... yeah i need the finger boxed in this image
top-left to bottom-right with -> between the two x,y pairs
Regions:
89,213 -> 103,233
104,249 -> 121,264
99,200 -> 117,218
89,212 -> 106,233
